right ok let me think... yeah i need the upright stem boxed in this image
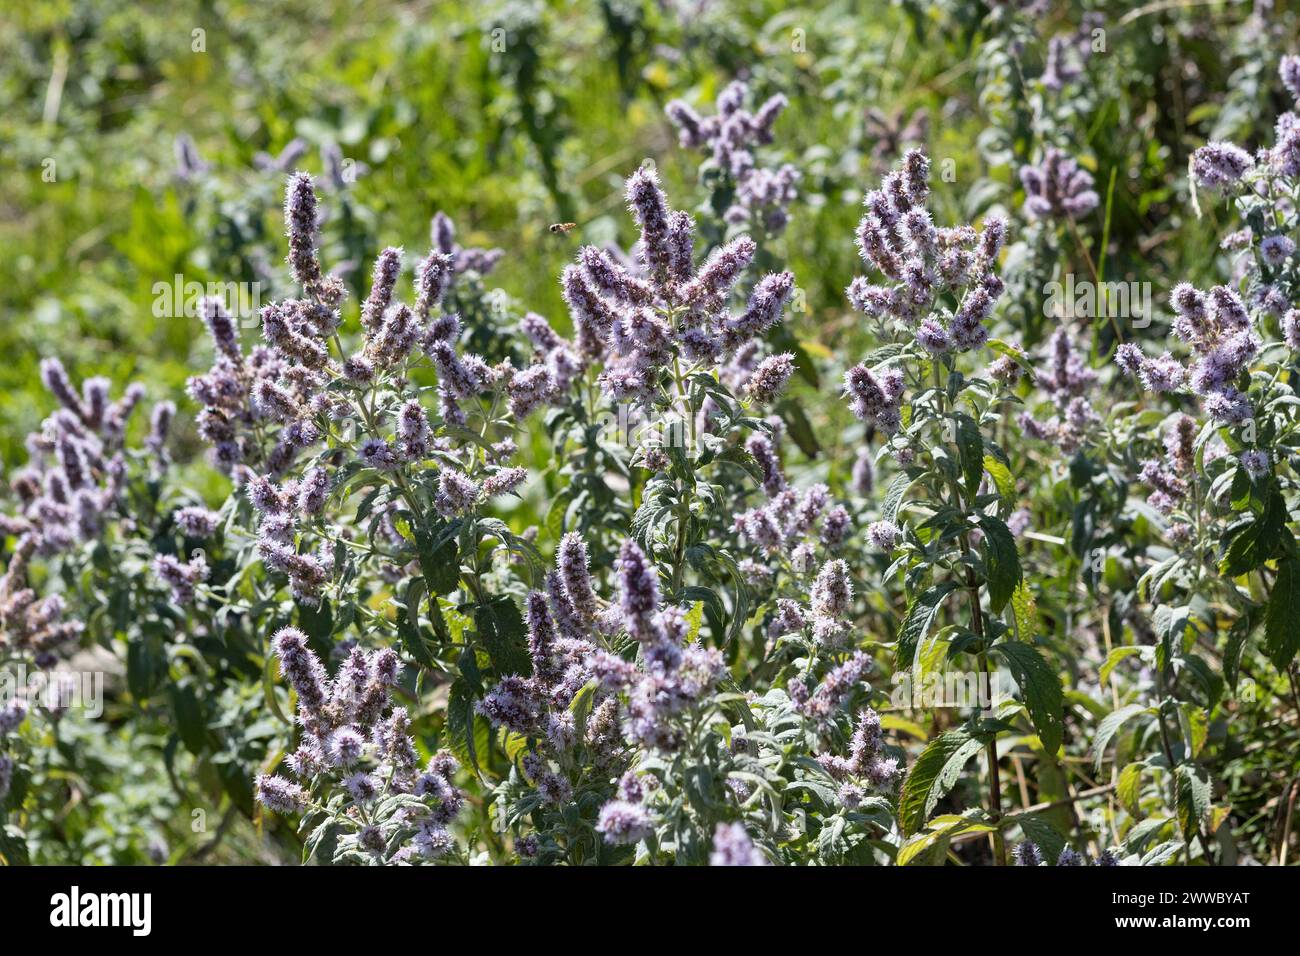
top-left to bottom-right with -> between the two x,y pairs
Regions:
968,567 -> 1006,866
936,352 -> 1005,864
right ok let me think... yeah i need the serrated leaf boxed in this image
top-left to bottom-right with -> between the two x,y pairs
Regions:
168,682 -> 207,756
1010,582 -> 1037,643
448,678 -> 489,772
398,577 -> 437,671
881,472 -> 912,523
896,582 -> 957,670
1118,763 -> 1143,815
1264,551 -> 1300,669
1221,485 -> 1285,576
1012,812 -> 1066,864
983,454 -> 1015,513
1174,763 -> 1212,841
977,514 -> 1021,614
899,721 -> 1002,835
414,522 -> 461,596
1178,703 -> 1209,758
568,678 -> 598,728
991,641 -> 1064,753
475,596 -> 532,676
954,413 -> 984,499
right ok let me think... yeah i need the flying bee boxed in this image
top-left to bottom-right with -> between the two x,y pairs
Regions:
548,222 -> 577,235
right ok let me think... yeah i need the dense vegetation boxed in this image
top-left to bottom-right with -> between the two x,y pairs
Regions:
2,0 -> 1300,866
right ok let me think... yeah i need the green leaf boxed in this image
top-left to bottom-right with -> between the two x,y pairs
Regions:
303,819 -> 341,865
126,633 -> 164,700
778,399 -> 821,458
397,577 -> 437,671
990,642 -> 1064,753
983,454 -> 1015,511
415,522 -> 461,596
899,721 -> 1003,835
1264,551 -> 1300,669
168,682 -> 207,755
1092,704 -> 1150,773
1224,605 -> 1261,691
1010,582 -> 1037,643
953,413 -> 983,499
684,600 -> 705,643
448,678 -> 489,772
568,678 -> 598,731
1221,484 -> 1285,576
896,582 -> 956,670
1100,646 -> 1142,685
1012,812 -> 1066,864
0,825 -> 30,866
262,650 -> 291,726
1178,703 -> 1209,759
897,812 -> 995,866
881,472 -> 912,523
1118,763 -> 1143,815
475,596 -> 532,676
977,515 -> 1022,614
1174,763 -> 1212,841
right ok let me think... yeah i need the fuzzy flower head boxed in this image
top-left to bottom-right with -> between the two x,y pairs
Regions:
1191,141 -> 1254,191
848,151 -> 1005,349
1240,449 -> 1270,480
866,519 -> 901,551
744,353 -> 796,404
709,822 -> 768,866
844,364 -> 905,434
1020,148 -> 1099,220
596,799 -> 653,845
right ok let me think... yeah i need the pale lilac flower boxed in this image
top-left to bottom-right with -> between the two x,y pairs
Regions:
821,506 -> 851,550
481,467 -> 527,499
744,353 -> 796,404
851,448 -> 875,496
361,247 -> 403,333
1283,309 -> 1300,350
616,540 -> 660,638
284,172 -> 324,291
867,519 -> 901,551
414,252 -> 455,320
558,532 -> 599,620
844,364 -> 905,433
709,821 -> 767,866
271,626 -> 328,719
1058,846 -> 1085,866
396,399 -> 431,461
359,437 -> 398,470
1191,142 -> 1254,190
596,800 -> 653,845
344,772 -> 379,803
174,506 -> 221,538
152,553 -> 209,604
1020,148 -> 1099,220
1282,55 -> 1300,103
435,469 -> 480,517
1013,842 -> 1044,866
1260,235 -> 1295,267
256,774 -> 309,814
297,467 -> 330,515
625,166 -> 672,284
1240,450 -> 1270,479
810,559 -> 852,619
